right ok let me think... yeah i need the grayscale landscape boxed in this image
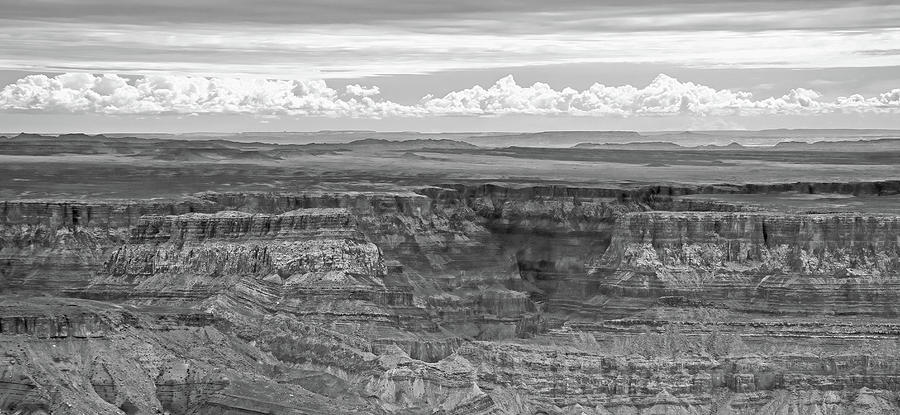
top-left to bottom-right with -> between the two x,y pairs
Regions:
1,1 -> 899,414
2,129 -> 900,414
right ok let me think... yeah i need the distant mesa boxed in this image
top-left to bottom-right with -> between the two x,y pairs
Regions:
573,141 -> 684,150
2,130 -> 900,155
346,138 -> 478,150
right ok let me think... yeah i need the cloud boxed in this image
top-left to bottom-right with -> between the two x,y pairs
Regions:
416,74 -> 742,116
417,74 -> 899,117
0,73 -> 415,118
3,19 -> 900,80
3,0 -> 897,31
1,72 -> 897,118
345,84 -> 380,97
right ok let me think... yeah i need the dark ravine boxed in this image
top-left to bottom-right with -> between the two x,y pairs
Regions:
2,181 -> 900,414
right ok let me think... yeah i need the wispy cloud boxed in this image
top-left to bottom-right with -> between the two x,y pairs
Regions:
858,49 -> 900,56
1,21 -> 899,79
2,0 -> 897,31
1,73 -> 897,118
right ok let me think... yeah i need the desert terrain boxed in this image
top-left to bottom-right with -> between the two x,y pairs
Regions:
2,129 -> 900,414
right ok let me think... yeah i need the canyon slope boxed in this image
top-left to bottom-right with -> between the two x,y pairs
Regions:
1,132 -> 900,414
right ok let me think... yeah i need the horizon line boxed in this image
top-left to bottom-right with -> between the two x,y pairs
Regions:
4,128 -> 900,136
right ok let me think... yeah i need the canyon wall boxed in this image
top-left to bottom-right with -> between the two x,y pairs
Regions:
2,182 -> 900,414
591,212 -> 900,317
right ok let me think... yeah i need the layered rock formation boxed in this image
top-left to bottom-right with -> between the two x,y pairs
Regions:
2,182 -> 900,414
593,212 -> 900,316
0,198 -> 218,294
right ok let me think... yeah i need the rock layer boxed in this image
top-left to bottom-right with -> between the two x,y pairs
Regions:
594,212 -> 900,316
2,183 -> 900,414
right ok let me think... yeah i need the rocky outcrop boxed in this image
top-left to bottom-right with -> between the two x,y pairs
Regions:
1,199 -> 219,229
85,209 -> 388,307
593,212 -> 900,316
452,322 -> 900,413
3,182 -> 900,413
0,297 -> 388,414
130,208 -> 356,242
366,348 -> 496,414
0,223 -> 120,293
0,199 -> 217,295
198,191 -> 434,217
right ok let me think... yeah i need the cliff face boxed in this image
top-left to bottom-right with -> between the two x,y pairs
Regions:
1,199 -> 219,228
130,208 -> 357,242
457,330 -> 900,414
0,298 -> 364,415
0,199 -> 217,294
2,183 -> 900,414
594,212 -> 900,316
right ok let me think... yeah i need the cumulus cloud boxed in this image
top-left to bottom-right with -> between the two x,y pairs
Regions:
418,74 -> 754,116
0,73 -> 415,118
418,74 -> 899,117
344,84 -> 380,97
1,72 -> 897,118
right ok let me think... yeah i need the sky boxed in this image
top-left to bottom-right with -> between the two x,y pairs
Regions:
0,0 -> 898,133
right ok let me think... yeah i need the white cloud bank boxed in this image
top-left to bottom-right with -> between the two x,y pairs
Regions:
0,73 -> 413,118
1,73 -> 897,118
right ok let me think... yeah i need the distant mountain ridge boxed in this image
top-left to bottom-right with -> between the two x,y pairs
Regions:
3,130 -> 900,152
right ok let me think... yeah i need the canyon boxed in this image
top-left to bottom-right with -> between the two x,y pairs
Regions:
1,133 -> 899,414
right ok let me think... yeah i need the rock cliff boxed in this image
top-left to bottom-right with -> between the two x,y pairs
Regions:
2,182 -> 900,414
594,212 -> 900,316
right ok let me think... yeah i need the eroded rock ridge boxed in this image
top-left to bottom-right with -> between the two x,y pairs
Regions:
2,181 -> 900,414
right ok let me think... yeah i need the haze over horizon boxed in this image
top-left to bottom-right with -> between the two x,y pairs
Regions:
0,0 -> 898,132
5,128 -> 900,136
